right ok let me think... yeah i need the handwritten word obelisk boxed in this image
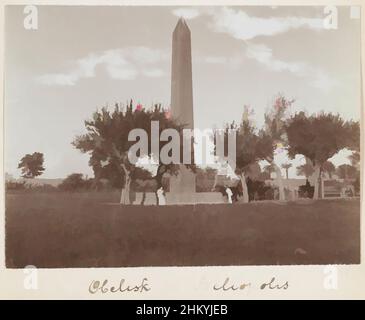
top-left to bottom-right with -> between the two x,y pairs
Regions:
169,17 -> 196,202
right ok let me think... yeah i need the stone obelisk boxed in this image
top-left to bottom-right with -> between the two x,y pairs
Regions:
169,17 -> 196,203
171,17 -> 194,130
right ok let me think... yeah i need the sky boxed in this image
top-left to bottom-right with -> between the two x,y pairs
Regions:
4,5 -> 361,179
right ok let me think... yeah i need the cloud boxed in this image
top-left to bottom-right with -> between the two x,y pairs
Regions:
171,7 -> 323,40
172,7 -> 200,20
210,7 -> 323,41
310,71 -> 339,92
199,55 -> 244,68
199,8 -> 336,92
37,47 -> 168,86
171,6 -> 336,92
246,43 -> 306,74
37,73 -> 80,86
142,68 -> 165,77
204,56 -> 228,64
328,148 -> 353,167
245,42 -> 338,92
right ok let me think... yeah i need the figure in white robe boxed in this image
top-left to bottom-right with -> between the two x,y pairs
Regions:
226,187 -> 233,204
157,187 -> 166,205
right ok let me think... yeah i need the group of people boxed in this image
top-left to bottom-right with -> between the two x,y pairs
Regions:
155,183 -> 242,205
156,186 -> 237,205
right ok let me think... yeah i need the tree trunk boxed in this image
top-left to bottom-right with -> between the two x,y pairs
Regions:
313,164 -> 321,200
120,172 -> 131,204
92,167 -> 103,191
273,164 -> 285,201
141,192 -> 146,205
212,171 -> 219,191
154,165 -> 166,206
239,174 -> 249,203
120,188 -> 125,203
155,192 -> 159,205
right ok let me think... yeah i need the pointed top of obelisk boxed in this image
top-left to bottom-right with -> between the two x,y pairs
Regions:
174,17 -> 190,34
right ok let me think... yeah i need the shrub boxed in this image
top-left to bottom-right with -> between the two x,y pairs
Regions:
29,184 -> 58,192
214,178 -> 275,202
58,173 -> 91,192
353,176 -> 360,194
247,178 -> 275,201
6,180 -> 26,191
298,179 -> 314,198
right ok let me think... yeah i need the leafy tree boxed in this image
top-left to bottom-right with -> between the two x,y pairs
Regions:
5,172 -> 14,181
296,163 -> 314,178
196,167 -> 217,192
18,152 -> 45,178
281,162 -> 292,179
215,113 -> 273,203
58,173 -> 91,192
235,119 -> 274,202
322,161 -> 336,179
263,163 -> 276,179
211,122 -> 237,191
349,151 -> 360,169
245,162 -> 264,181
6,180 -> 27,191
264,94 -> 295,200
346,121 -> 361,151
285,112 -> 359,199
336,164 -> 358,180
73,101 -> 189,204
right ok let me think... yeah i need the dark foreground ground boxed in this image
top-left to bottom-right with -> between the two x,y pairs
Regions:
5,192 -> 360,268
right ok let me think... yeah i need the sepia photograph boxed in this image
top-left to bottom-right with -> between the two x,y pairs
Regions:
4,5 -> 361,269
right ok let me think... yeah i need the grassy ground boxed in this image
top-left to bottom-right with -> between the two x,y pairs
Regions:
5,191 -> 360,268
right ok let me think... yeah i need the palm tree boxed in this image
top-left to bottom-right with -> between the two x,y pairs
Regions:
281,163 -> 292,179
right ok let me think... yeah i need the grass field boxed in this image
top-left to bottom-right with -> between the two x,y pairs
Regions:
5,192 -> 360,268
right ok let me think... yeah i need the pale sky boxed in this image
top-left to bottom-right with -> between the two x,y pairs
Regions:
4,5 -> 361,179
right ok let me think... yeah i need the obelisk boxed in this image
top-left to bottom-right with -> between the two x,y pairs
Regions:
171,17 -> 194,129
169,17 -> 196,203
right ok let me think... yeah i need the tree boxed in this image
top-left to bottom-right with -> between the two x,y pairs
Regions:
296,163 -> 314,178
58,173 -> 91,192
263,163 -> 276,179
234,119 -> 274,202
281,163 -> 292,179
73,101 -> 188,204
336,164 -> 358,180
285,112 -> 359,199
195,167 -> 218,192
322,161 -> 335,179
18,152 -> 45,178
349,151 -> 360,170
264,94 -> 295,200
211,121 -> 236,192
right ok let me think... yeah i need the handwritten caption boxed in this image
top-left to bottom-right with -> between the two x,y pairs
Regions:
87,276 -> 289,295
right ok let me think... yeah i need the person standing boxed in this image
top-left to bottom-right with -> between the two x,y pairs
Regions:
157,187 -> 166,205
225,186 -> 233,204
